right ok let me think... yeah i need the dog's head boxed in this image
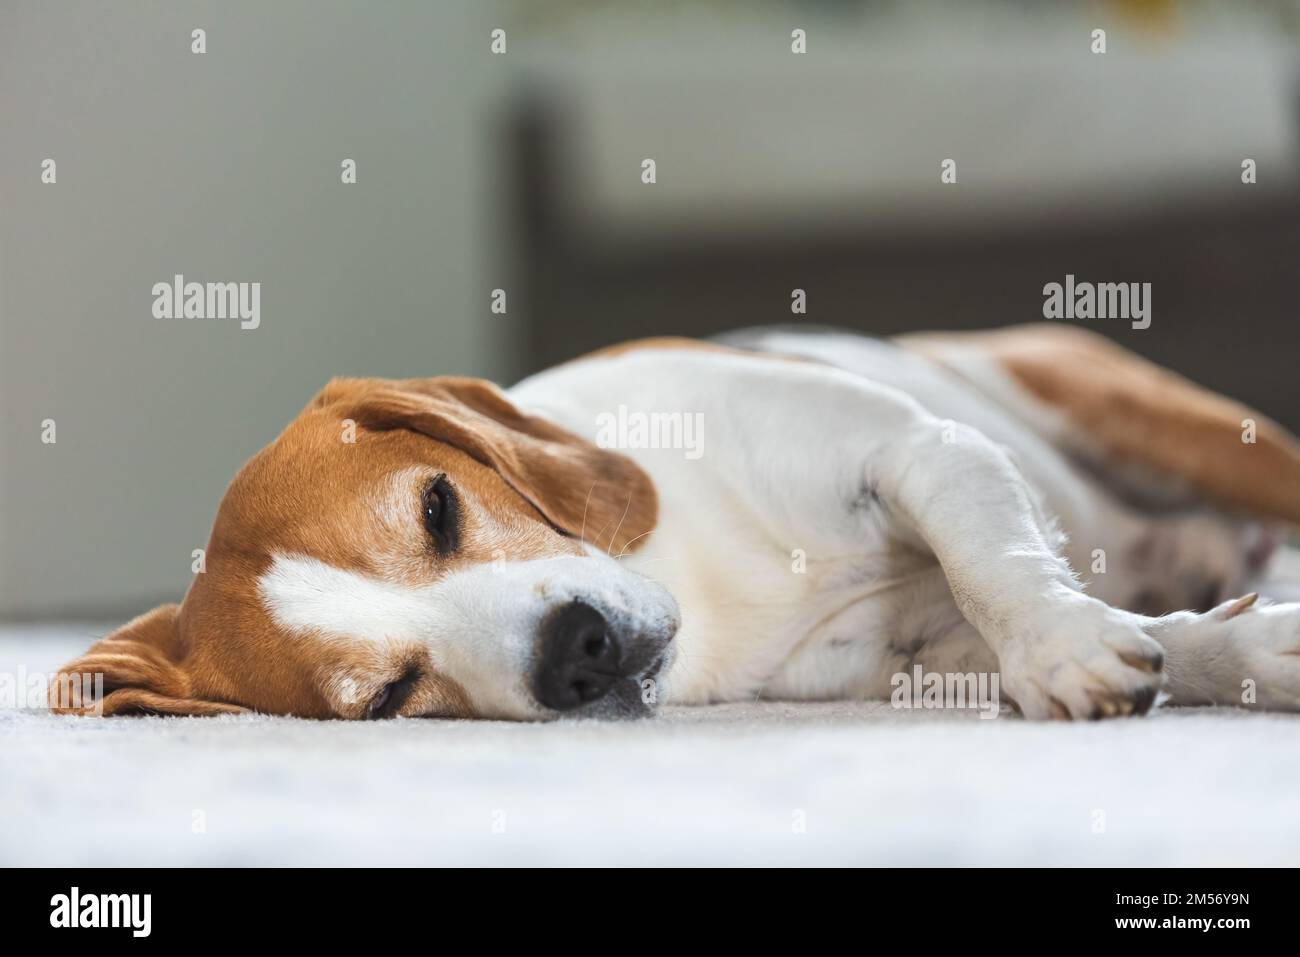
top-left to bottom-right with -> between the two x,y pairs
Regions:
51,377 -> 679,720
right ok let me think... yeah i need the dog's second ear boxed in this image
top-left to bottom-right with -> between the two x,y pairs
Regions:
49,604 -> 246,717
317,376 -> 659,555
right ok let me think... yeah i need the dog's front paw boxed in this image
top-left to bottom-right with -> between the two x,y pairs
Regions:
997,597 -> 1165,720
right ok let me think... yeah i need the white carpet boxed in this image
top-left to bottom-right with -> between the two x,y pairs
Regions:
3,625 -> 1299,866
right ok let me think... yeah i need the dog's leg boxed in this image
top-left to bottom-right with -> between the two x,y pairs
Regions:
1141,596 -> 1300,710
898,537 -> 1300,713
841,565 -> 1300,715
1141,542 -> 1300,710
870,417 -> 1167,720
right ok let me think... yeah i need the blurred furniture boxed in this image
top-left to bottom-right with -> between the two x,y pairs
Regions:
507,50 -> 1300,430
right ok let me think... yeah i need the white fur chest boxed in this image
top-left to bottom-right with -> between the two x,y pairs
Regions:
625,521 -> 931,703
508,347 -> 927,704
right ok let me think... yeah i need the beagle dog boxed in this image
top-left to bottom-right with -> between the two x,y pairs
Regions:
52,324 -> 1300,721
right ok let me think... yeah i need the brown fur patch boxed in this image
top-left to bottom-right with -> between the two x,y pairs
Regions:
902,324 -> 1300,524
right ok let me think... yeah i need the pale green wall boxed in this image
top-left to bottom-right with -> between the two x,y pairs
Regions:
0,1 -> 513,618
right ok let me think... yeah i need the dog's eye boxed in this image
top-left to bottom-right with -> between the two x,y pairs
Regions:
421,475 -> 459,553
368,667 -> 422,719
368,682 -> 395,718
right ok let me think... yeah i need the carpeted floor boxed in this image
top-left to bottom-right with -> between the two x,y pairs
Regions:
2,625 -> 1299,866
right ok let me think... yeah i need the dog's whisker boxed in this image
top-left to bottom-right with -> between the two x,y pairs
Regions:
588,510 -> 619,553
606,494 -> 634,556
579,481 -> 598,546
615,529 -> 654,559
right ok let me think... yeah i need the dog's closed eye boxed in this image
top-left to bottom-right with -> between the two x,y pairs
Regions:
368,667 -> 423,719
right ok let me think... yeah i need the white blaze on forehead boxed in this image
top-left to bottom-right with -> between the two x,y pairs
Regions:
258,554 -> 434,644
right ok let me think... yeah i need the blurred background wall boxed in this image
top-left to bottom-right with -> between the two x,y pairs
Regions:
0,1 -> 509,618
3,0 -> 1299,620
505,0 -> 1300,397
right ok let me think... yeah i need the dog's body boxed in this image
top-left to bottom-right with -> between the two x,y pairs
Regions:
510,326 -> 1295,716
55,324 -> 1300,720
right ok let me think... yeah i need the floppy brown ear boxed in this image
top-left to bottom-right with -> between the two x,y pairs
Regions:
49,604 -> 246,717
318,376 -> 658,555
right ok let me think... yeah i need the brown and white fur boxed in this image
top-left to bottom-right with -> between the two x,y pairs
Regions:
53,324 -> 1300,721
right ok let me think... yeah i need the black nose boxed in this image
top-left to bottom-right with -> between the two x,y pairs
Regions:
534,601 -> 622,711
